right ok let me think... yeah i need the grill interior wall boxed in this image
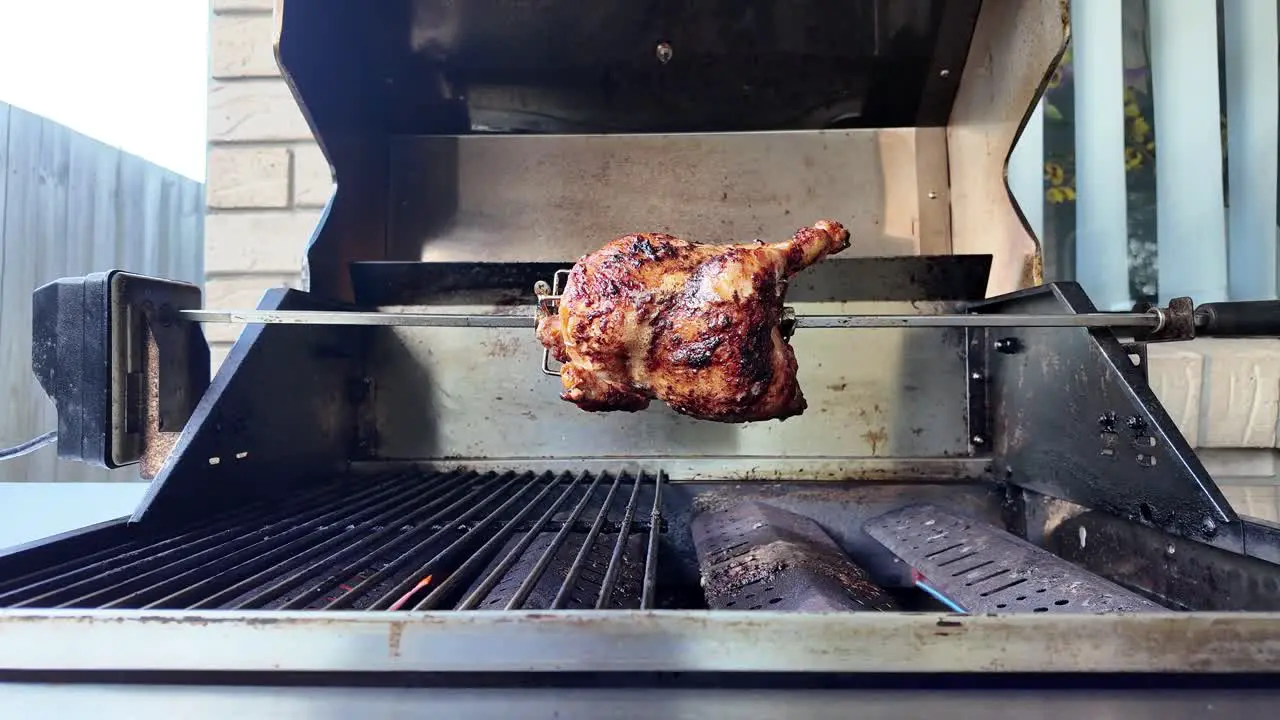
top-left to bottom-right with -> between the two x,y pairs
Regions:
369,311 -> 971,472
361,128 -> 978,473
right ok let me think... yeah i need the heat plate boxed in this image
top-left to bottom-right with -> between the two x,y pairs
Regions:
0,469 -> 663,612
863,504 -> 1165,614
692,501 -> 897,611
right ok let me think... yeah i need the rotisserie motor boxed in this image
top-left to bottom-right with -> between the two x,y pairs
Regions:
536,220 -> 852,422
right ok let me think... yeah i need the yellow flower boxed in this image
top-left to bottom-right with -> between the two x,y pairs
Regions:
1145,141 -> 1155,152
1046,187 -> 1070,204
1125,102 -> 1140,118
1130,116 -> 1150,142
1124,147 -> 1143,170
1044,162 -> 1065,186
1062,186 -> 1076,201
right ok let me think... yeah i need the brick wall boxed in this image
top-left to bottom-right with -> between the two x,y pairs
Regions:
206,0 -> 332,370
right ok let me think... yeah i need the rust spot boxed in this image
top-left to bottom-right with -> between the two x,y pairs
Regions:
483,336 -> 523,359
1023,252 -> 1044,288
861,427 -> 888,455
936,618 -> 963,628
388,621 -> 405,658
826,382 -> 848,392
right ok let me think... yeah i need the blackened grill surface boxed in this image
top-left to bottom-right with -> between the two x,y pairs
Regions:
0,469 -> 664,612
692,501 -> 898,612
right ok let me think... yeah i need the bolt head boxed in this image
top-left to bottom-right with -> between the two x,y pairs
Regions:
994,337 -> 1021,354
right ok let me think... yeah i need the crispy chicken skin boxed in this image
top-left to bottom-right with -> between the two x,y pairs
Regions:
536,220 -> 851,423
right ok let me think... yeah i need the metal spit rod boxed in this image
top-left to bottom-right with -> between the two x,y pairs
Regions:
181,308 -> 1162,330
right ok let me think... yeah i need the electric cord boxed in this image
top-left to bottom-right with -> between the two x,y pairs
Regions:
0,430 -> 57,461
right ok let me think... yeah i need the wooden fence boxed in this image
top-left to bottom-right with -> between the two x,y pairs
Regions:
0,101 -> 204,482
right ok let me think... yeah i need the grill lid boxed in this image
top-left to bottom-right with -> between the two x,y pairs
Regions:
276,0 -> 982,138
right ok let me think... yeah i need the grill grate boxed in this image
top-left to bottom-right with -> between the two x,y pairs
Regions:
0,469 -> 665,611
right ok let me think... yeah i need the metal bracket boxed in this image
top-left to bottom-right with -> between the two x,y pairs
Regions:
964,326 -> 991,454
130,289 -> 365,524
968,282 -> 1236,541
1132,296 -> 1195,343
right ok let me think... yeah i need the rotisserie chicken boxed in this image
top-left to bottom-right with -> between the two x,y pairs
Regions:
536,220 -> 851,422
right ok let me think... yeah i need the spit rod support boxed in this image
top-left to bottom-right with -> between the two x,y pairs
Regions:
180,308 -> 1163,331
181,309 -> 535,328
790,312 -> 1160,329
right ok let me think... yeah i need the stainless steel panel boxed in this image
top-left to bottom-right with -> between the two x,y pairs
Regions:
1,610 -> 1279,673
393,458 -> 988,482
386,130 -> 948,262
2,685 -> 1275,719
371,300 -> 971,468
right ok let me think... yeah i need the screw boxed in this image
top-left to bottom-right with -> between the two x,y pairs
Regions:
994,337 -> 1021,354
927,191 -> 938,199
1125,415 -> 1146,432
1202,518 -> 1218,536
970,371 -> 983,380
656,41 -> 673,64
1098,411 -> 1118,432
972,435 -> 985,445
940,68 -> 951,77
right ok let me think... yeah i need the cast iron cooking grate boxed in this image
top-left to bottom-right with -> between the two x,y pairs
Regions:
0,469 -> 664,612
863,503 -> 1165,614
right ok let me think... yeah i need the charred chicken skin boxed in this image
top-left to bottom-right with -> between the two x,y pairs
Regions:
536,220 -> 851,422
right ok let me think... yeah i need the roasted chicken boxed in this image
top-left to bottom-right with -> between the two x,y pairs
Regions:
536,220 -> 851,422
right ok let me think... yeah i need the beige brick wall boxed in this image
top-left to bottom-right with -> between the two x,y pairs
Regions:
206,0 -> 332,370
1148,340 -> 1280,521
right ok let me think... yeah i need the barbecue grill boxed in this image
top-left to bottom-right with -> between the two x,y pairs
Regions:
5,0 -> 1280,713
